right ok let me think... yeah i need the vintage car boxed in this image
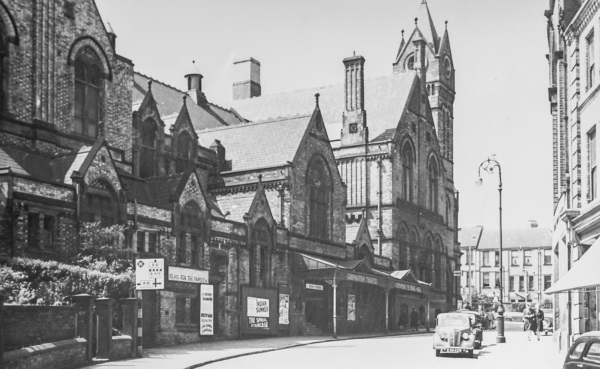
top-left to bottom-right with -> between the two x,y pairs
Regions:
433,312 -> 477,358
454,309 -> 483,348
562,331 -> 600,369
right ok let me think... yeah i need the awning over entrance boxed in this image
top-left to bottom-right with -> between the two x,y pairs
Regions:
545,237 -> 600,294
298,253 -> 428,294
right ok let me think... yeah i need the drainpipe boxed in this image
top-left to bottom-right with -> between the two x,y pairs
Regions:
332,265 -> 338,339
377,158 -> 383,255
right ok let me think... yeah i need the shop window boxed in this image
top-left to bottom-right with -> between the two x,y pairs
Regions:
137,231 -> 145,253
74,47 -> 103,138
175,298 -> 186,324
139,118 -> 157,178
307,159 -> 330,239
402,144 -> 414,202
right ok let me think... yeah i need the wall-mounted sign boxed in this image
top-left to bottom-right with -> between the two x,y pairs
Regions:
135,258 -> 165,290
306,283 -> 323,291
168,266 -> 208,284
200,284 -> 213,336
347,294 -> 356,321
247,297 -> 270,329
278,294 -> 289,325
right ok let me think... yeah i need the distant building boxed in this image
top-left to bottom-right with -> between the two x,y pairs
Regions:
546,0 -> 600,353
458,224 -> 552,308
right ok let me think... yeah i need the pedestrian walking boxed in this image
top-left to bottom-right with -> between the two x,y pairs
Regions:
533,303 -> 545,341
410,308 -> 419,331
523,303 -> 536,340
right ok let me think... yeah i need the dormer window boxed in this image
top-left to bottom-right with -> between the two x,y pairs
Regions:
74,47 -> 103,138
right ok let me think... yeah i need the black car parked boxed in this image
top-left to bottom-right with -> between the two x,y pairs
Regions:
563,331 -> 600,369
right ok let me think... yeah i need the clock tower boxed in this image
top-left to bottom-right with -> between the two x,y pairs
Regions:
392,0 -> 455,174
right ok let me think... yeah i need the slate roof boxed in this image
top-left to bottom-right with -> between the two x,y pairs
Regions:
0,147 -> 80,183
132,72 -> 244,133
477,228 -> 552,250
230,73 -> 417,143
197,115 -> 311,173
458,226 -> 483,249
216,192 -> 255,223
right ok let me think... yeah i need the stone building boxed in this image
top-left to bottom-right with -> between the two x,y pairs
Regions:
458,224 -> 553,309
545,0 -> 600,353
0,0 -> 459,346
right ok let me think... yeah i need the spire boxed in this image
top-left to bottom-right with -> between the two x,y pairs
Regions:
416,0 -> 440,52
394,30 -> 406,66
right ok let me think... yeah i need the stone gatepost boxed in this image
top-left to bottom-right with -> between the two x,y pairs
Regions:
120,298 -> 139,358
95,297 -> 115,359
72,293 -> 96,363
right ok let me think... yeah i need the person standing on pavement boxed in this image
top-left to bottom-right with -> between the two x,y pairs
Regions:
410,308 -> 419,331
533,303 -> 545,341
523,303 -> 536,340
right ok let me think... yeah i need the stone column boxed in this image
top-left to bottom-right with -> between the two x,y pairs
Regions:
72,293 -> 96,363
120,298 -> 139,358
95,298 -> 115,359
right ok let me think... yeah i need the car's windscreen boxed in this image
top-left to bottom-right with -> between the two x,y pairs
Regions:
438,316 -> 468,326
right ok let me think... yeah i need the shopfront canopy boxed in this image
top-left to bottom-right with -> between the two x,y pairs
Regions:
545,237 -> 600,294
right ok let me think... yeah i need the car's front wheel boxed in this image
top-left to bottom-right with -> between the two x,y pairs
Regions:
435,350 -> 440,357
467,350 -> 474,359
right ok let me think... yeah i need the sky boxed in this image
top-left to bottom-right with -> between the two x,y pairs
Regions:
95,0 -> 553,231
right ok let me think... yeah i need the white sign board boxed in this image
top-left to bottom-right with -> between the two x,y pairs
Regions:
200,284 -> 214,336
168,266 -> 208,284
453,270 -> 463,277
278,294 -> 289,325
135,258 -> 165,290
306,283 -> 323,291
247,297 -> 270,329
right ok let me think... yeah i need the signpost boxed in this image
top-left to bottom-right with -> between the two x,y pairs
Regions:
135,258 -> 165,290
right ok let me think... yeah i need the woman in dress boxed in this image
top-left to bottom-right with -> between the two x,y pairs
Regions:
533,303 -> 545,341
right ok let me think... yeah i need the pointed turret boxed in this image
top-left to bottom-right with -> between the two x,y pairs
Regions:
416,0 -> 440,52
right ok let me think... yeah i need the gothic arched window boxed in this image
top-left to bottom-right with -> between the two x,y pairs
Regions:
175,131 -> 194,173
179,201 -> 202,266
139,118 -> 157,178
428,157 -> 439,212
307,158 -> 330,239
251,220 -> 271,287
74,47 -> 103,138
406,55 -> 415,70
402,144 -> 414,202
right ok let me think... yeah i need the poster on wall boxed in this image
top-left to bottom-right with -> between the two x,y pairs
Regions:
347,294 -> 356,321
278,294 -> 289,325
200,284 -> 214,335
247,297 -> 270,329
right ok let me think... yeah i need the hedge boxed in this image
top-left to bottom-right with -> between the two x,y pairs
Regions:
0,257 -> 134,305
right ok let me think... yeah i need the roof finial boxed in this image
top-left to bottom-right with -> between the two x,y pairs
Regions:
401,29 -> 405,39
258,174 -> 263,183
315,93 -> 320,107
445,20 -> 448,29
183,94 -> 187,105
147,80 -> 152,91
414,17 -> 418,26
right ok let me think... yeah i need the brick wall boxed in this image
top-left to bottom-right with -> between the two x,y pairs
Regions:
2,305 -> 78,351
3,338 -> 87,369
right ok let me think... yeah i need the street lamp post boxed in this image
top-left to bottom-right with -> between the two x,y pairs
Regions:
477,155 -> 506,344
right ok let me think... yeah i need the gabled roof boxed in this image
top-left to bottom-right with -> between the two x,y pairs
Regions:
197,115 -> 311,173
230,73 -> 418,143
458,226 -> 483,249
132,72 -> 244,133
477,228 -> 552,250
0,146 -> 82,184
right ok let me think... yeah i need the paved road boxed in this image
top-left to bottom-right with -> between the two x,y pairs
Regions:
202,322 -> 564,369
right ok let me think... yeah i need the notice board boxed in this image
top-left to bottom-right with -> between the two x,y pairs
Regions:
241,286 -> 277,335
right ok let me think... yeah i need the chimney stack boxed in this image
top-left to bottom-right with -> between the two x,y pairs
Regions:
185,61 -> 207,106
340,54 -> 368,147
233,58 -> 261,100
529,220 -> 538,228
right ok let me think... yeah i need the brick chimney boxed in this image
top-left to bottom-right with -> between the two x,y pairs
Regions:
185,60 -> 207,106
233,58 -> 261,100
340,53 -> 368,147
